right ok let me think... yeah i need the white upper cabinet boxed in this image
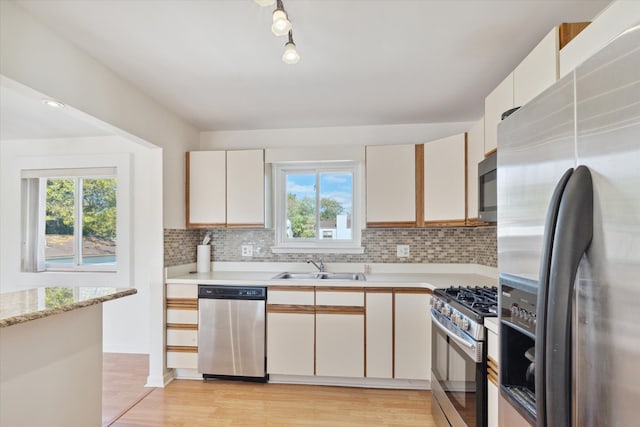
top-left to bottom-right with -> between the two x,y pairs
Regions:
559,2 -> 638,77
226,149 -> 264,226
186,149 -> 265,228
423,133 -> 466,224
467,118 -> 485,222
513,27 -> 559,107
186,151 -> 226,227
484,73 -> 514,155
366,144 -> 416,226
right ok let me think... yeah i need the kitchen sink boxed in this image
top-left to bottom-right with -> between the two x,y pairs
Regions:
272,272 -> 366,281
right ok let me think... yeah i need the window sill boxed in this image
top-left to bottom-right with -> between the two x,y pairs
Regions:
271,246 -> 365,255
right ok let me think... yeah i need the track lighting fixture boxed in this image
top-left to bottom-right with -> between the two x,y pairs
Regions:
255,0 -> 300,64
271,0 -> 292,36
282,31 -> 300,64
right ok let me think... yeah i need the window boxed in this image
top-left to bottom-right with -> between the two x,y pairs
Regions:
273,162 -> 363,253
22,168 -> 118,272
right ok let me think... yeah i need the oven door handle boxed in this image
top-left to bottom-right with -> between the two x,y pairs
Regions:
431,311 -> 482,362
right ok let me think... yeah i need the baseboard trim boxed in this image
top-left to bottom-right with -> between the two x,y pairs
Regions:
268,374 -> 430,390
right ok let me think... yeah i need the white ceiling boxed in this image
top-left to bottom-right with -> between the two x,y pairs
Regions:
11,0 -> 611,133
0,79 -> 112,140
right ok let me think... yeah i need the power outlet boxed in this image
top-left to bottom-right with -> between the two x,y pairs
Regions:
397,244 -> 410,258
241,245 -> 253,257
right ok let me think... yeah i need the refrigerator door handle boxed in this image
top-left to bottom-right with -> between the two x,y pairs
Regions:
544,165 -> 593,427
535,167 -> 574,427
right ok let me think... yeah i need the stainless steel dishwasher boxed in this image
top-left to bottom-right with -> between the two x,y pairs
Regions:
197,285 -> 267,382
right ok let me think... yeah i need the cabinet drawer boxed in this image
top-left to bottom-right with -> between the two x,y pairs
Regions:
167,329 -> 198,347
267,288 -> 315,305
166,309 -> 198,325
167,284 -> 198,299
167,351 -> 198,369
315,290 -> 364,306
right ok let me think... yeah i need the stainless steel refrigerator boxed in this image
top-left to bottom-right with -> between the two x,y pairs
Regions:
496,24 -> 640,427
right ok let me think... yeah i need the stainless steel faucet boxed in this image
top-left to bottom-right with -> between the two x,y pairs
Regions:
306,257 -> 325,272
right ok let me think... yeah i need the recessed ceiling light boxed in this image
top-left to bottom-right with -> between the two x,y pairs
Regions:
255,0 -> 276,6
42,99 -> 65,109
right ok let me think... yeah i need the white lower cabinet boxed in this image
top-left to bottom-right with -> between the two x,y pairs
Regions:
315,289 -> 365,377
316,312 -> 365,377
267,311 -> 315,376
365,290 -> 393,378
488,380 -> 499,427
394,291 -> 431,380
487,325 -> 500,427
266,288 -> 315,376
166,283 -> 199,370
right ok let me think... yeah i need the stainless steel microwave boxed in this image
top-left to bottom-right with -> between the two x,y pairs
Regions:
478,152 -> 497,223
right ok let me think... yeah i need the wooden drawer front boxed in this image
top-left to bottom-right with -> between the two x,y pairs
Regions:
167,351 -> 198,369
167,284 -> 198,299
267,288 -> 315,305
315,290 -> 364,306
167,329 -> 198,347
166,309 -> 198,325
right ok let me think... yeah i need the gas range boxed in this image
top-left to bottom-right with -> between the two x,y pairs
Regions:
431,286 -> 498,341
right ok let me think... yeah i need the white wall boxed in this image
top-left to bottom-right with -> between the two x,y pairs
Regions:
200,122 -> 473,150
0,136 -> 162,355
0,0 -> 198,386
0,0 -> 199,229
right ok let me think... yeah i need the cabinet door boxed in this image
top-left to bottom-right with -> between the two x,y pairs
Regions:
366,144 -> 416,226
267,311 -> 315,376
366,290 -> 393,379
514,27 -> 559,107
315,288 -> 365,377
226,149 -> 265,227
186,151 -> 226,227
394,291 -> 431,380
316,312 -> 365,378
266,288 -> 315,376
484,73 -> 514,155
423,134 -> 466,225
466,118 -> 485,223
488,379 -> 499,427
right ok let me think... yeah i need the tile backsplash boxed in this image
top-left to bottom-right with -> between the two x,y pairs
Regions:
164,226 -> 497,267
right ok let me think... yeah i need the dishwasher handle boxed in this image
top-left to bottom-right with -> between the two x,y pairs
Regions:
198,285 -> 266,300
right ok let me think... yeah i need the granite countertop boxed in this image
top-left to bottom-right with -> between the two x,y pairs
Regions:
0,287 -> 137,328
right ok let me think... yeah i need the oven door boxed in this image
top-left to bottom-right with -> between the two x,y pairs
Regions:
431,310 -> 487,427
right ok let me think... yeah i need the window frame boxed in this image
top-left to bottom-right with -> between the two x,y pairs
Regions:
42,173 -> 118,272
17,153 -> 131,282
272,161 -> 364,254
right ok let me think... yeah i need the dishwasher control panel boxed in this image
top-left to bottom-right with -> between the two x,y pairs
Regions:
198,285 -> 266,300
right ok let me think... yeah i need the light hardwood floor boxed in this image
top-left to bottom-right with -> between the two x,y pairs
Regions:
105,355 -> 435,426
103,353 -> 152,427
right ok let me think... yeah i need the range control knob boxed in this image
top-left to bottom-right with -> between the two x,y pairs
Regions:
444,305 -> 452,316
462,318 -> 470,330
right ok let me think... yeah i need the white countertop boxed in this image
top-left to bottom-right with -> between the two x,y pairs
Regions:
166,262 -> 498,290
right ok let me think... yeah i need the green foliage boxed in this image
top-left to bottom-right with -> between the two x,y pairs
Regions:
45,287 -> 74,308
287,193 -> 315,238
45,178 -> 117,239
82,178 -> 117,239
45,179 -> 75,235
286,193 -> 345,238
320,198 -> 344,221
